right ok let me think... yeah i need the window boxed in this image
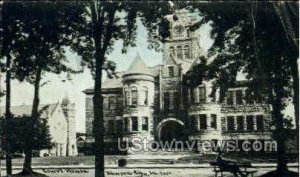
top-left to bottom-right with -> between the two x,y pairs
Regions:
124,89 -> 130,106
177,46 -> 183,59
190,116 -> 198,130
236,90 -> 243,105
141,87 -> 148,105
256,115 -> 264,131
226,91 -> 234,105
192,88 -> 197,103
227,116 -> 235,131
199,86 -> 206,103
131,87 -> 138,106
246,115 -> 254,131
108,120 -> 114,133
169,46 -> 175,56
256,95 -> 263,104
173,91 -> 180,109
237,116 -> 244,131
123,118 -> 129,132
117,96 -> 123,109
109,96 -> 117,110
164,92 -> 170,111
245,89 -> 254,104
168,66 -> 175,77
142,117 -> 149,131
200,114 -> 207,129
131,117 -> 138,131
183,45 -> 190,59
116,120 -> 123,132
211,114 -> 217,129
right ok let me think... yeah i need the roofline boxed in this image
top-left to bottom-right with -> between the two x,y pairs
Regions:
83,87 -> 122,95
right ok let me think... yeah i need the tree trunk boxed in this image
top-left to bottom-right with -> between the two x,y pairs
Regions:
22,66 -> 42,174
272,58 -> 288,175
5,53 -> 12,177
290,50 -> 299,131
93,57 -> 104,177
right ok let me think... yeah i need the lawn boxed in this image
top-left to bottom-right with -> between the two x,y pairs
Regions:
176,152 -> 299,164
1,155 -> 118,166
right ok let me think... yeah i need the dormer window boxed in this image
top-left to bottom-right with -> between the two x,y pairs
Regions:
168,66 -> 175,77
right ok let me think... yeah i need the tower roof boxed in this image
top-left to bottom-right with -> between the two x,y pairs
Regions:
125,52 -> 153,76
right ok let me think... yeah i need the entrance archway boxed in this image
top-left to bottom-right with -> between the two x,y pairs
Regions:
157,118 -> 186,143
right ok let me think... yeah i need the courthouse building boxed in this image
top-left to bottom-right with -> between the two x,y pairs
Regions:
83,10 -> 273,152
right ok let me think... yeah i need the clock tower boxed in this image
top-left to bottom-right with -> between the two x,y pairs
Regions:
163,9 -> 203,62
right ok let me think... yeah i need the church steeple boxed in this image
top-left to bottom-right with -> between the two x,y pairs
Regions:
61,92 -> 77,156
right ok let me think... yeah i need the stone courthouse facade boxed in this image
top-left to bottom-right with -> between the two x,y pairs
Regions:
84,10 -> 273,152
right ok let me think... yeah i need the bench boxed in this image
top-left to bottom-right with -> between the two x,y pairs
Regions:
210,161 -> 257,177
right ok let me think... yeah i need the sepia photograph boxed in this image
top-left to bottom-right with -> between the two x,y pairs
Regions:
0,1 -> 299,177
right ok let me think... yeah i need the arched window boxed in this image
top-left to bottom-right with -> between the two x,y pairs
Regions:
141,87 -> 148,105
184,45 -> 190,59
131,86 -> 138,106
177,46 -> 183,59
169,46 -> 175,56
124,88 -> 130,106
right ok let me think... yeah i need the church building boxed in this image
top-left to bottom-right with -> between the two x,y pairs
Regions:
1,95 -> 78,157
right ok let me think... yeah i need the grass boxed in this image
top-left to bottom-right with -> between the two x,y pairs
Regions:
1,155 -> 119,166
176,152 -> 299,164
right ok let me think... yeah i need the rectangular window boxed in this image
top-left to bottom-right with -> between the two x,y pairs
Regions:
190,116 -> 196,130
246,115 -> 254,131
227,91 -> 234,105
173,91 -> 180,109
199,87 -> 206,103
142,117 -> 149,131
245,89 -> 254,104
123,118 -> 129,132
211,114 -> 217,129
109,96 -> 117,110
168,66 -> 175,77
237,116 -> 244,131
108,120 -> 114,133
236,90 -> 243,105
164,92 -> 170,111
200,114 -> 207,129
256,115 -> 264,131
131,117 -> 138,131
227,116 -> 235,131
117,96 -> 123,109
131,90 -> 138,106
191,89 -> 195,103
116,120 -> 123,133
